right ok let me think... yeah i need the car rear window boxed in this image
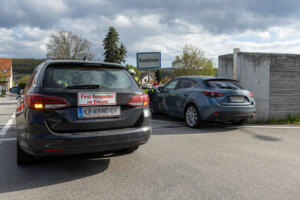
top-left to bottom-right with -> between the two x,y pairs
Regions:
205,80 -> 244,90
43,65 -> 137,89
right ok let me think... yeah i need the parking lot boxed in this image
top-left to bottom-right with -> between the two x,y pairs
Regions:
1,96 -> 300,200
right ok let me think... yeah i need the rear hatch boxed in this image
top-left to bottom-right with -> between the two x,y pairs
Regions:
40,63 -> 144,133
204,79 -> 254,106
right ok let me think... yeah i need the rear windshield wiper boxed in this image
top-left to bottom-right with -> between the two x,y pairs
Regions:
67,85 -> 101,89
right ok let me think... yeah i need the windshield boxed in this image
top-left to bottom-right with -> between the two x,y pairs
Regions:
43,65 -> 137,89
206,80 -> 244,90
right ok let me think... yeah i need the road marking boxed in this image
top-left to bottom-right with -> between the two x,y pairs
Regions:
242,125 -> 300,129
152,120 -> 300,129
0,113 -> 15,136
152,119 -> 183,123
0,138 -> 16,142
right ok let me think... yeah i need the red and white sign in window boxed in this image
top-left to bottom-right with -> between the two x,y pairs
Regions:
78,92 -> 117,106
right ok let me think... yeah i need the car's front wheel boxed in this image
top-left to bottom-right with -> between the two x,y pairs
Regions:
185,104 -> 201,128
17,141 -> 35,165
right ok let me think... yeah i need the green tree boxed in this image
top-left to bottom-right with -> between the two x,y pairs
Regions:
103,27 -> 127,64
46,30 -> 94,60
12,58 -> 44,74
172,44 -> 217,76
155,69 -> 161,82
18,75 -> 30,89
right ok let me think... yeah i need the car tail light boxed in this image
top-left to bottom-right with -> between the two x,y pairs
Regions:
25,94 -> 70,110
249,92 -> 254,98
202,90 -> 225,97
127,94 -> 149,107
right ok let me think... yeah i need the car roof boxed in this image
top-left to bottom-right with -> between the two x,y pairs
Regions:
43,60 -> 125,68
175,76 -> 235,81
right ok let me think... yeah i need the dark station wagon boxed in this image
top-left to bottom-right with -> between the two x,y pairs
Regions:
10,60 -> 151,165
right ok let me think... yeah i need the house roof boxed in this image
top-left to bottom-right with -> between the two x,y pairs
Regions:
0,58 -> 12,77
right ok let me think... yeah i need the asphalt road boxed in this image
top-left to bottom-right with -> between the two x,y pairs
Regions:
1,96 -> 300,200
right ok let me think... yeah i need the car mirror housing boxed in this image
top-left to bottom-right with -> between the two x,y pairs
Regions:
9,86 -> 21,94
158,86 -> 164,92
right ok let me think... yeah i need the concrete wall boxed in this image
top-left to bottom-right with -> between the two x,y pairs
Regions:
237,53 -> 270,121
218,54 -> 233,79
219,50 -> 300,121
269,55 -> 300,119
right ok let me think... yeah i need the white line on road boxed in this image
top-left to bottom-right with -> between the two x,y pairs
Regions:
152,120 -> 300,129
152,120 -> 183,123
241,125 -> 300,129
0,138 -> 16,142
0,113 -> 15,136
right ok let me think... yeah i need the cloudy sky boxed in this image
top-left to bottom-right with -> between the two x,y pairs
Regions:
1,0 -> 300,67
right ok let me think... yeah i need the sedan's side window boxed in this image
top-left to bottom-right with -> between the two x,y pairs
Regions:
178,79 -> 196,89
164,80 -> 179,90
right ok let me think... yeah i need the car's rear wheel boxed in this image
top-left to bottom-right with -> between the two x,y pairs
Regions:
185,104 -> 201,128
17,141 -> 35,165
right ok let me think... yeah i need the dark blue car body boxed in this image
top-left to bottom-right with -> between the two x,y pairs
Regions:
151,76 -> 256,126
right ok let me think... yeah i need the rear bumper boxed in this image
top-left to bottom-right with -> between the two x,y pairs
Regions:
18,126 -> 151,158
200,104 -> 256,121
207,110 -> 255,121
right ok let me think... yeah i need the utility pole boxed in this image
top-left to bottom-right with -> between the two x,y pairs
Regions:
3,69 -> 7,95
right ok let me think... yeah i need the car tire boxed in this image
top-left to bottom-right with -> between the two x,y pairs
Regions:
124,146 -> 139,153
185,104 -> 201,128
17,141 -> 35,165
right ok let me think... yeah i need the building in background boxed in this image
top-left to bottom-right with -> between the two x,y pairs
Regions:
0,58 -> 13,94
219,49 -> 300,121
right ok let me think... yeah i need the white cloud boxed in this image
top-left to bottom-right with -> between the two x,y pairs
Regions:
0,26 -> 50,58
113,15 -> 132,28
1,0 -> 300,68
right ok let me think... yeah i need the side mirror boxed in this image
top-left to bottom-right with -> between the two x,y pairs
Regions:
158,86 -> 164,92
9,86 -> 21,94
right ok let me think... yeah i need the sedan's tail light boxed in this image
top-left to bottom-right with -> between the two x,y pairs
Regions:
25,94 -> 70,110
202,90 -> 225,97
127,94 -> 149,107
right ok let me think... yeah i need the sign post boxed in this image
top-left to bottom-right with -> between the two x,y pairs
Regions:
136,52 -> 161,83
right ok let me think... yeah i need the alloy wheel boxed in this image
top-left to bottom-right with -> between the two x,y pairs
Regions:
185,105 -> 199,127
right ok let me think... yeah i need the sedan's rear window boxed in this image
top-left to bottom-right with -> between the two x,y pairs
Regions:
43,65 -> 137,89
205,80 -> 244,90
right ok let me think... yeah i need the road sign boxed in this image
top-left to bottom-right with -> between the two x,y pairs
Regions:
137,52 -> 161,69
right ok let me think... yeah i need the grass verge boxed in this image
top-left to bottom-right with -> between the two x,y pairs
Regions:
252,114 -> 300,125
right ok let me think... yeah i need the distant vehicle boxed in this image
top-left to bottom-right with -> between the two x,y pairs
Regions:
150,76 -> 256,127
10,60 -> 151,165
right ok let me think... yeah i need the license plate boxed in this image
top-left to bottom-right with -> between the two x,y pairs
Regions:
78,92 -> 116,106
229,96 -> 245,103
77,106 -> 120,119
